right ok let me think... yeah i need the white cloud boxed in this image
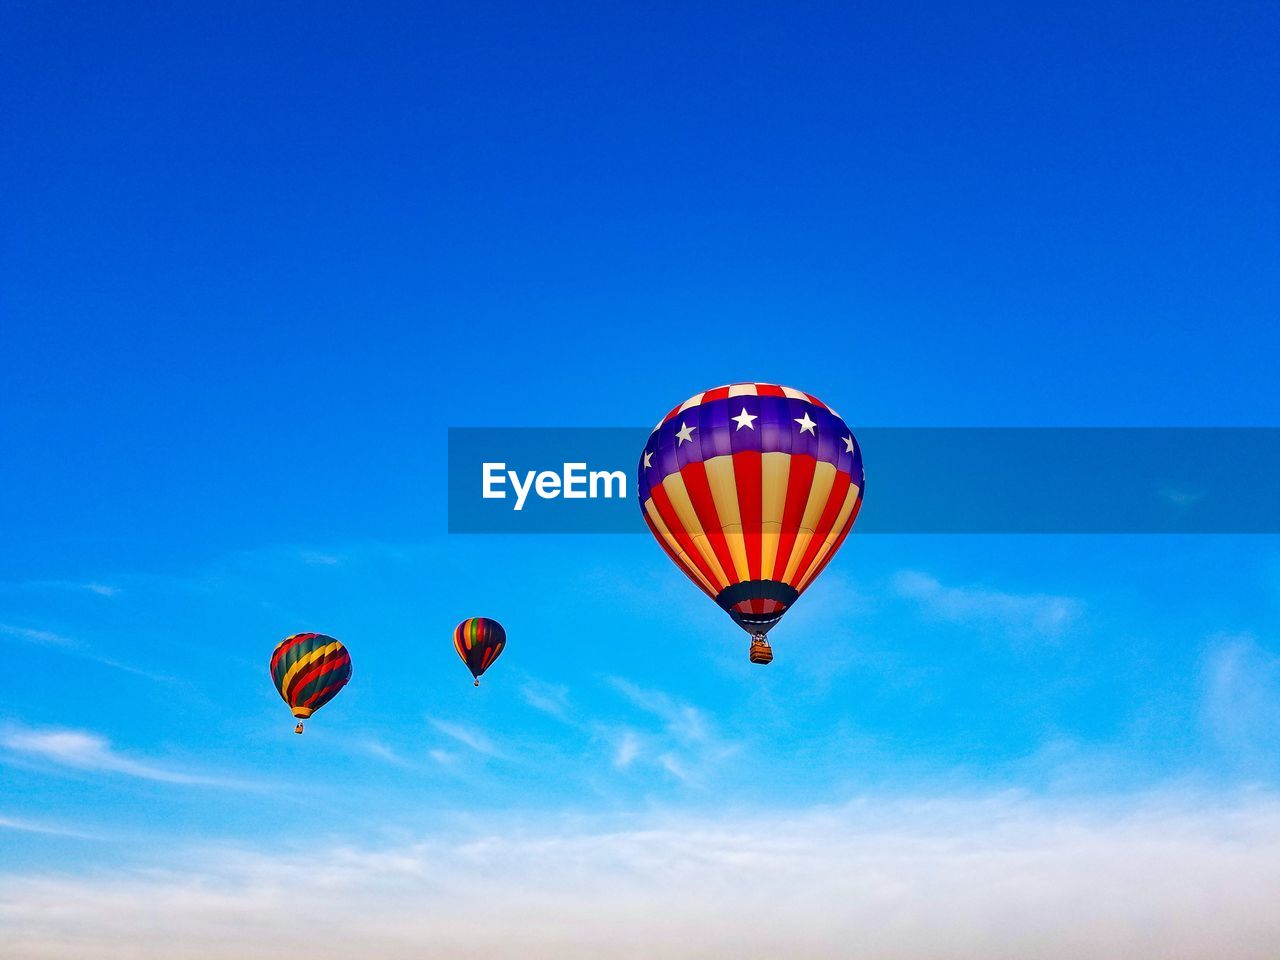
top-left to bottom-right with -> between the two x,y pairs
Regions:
892,570 -> 1082,639
657,752 -> 692,783
1,790 -> 1279,958
604,679 -> 738,783
0,814 -> 96,839
612,730 -> 641,769
1201,635 -> 1280,768
608,678 -> 713,746
0,624 -> 77,647
361,740 -> 411,767
0,581 -> 118,597
1,727 -> 254,790
0,625 -> 179,685
520,681 -> 572,721
428,719 -> 503,758
299,551 -> 341,566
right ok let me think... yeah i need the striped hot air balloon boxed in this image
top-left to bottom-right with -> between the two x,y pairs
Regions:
453,617 -> 506,686
637,383 -> 864,663
270,633 -> 352,733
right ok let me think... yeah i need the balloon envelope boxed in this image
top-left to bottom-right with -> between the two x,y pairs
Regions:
453,617 -> 506,682
270,633 -> 352,720
637,382 -> 863,636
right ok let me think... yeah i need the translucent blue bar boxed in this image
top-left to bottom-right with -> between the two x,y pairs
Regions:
448,428 -> 1280,534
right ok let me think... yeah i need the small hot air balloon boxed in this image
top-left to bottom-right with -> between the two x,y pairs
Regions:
453,617 -> 506,686
637,383 -> 864,664
270,633 -> 352,733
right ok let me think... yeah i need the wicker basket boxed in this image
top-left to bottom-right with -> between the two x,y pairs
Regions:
749,636 -> 774,665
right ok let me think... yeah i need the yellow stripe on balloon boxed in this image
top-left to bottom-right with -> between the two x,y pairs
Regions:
794,481 -> 862,593
278,641 -> 342,701
676,394 -> 704,415
702,454 -> 750,583
758,451 -> 791,581
644,498 -> 719,597
781,460 -> 837,586
659,471 -> 731,591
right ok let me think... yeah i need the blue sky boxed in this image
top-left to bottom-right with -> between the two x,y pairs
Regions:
2,2 -> 1279,956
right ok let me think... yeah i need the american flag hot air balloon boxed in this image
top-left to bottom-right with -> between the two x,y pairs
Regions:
637,383 -> 864,664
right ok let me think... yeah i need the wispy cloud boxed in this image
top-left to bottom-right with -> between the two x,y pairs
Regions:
361,740 -> 412,768
605,678 -> 737,782
299,551 -> 341,566
0,580 -> 119,597
428,719 -> 504,758
612,730 -> 641,769
1,790 -> 1278,958
1,726 -> 256,790
0,624 -> 77,648
656,752 -> 692,783
1159,484 -> 1206,509
1201,634 -> 1280,770
0,624 -> 183,686
892,570 -> 1082,639
520,680 -> 572,721
0,813 -> 97,839
609,678 -> 713,746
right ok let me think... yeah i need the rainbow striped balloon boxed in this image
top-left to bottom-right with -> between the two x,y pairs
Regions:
453,617 -> 506,686
638,383 -> 864,638
270,633 -> 352,723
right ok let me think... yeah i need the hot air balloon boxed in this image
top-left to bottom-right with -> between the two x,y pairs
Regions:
637,383 -> 864,664
453,617 -> 506,686
270,633 -> 352,733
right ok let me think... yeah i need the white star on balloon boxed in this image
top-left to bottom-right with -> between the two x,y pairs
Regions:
794,412 -> 817,435
843,435 -> 855,453
675,421 -> 696,445
643,450 -> 653,468
731,407 -> 758,431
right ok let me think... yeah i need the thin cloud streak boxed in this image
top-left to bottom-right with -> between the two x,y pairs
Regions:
0,581 -> 118,597
428,719 -> 504,758
519,681 -> 572,721
0,814 -> 97,840
1,726 -> 258,791
892,570 -> 1082,638
0,624 -> 77,648
0,624 -> 181,685
361,740 -> 412,768
299,551 -> 341,566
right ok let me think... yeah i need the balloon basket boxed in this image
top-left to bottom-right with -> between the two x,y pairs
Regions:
749,634 -> 773,665
294,722 -> 304,735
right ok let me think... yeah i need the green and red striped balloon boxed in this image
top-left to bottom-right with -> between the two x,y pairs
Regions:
270,632 -> 352,732
453,617 -> 506,686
